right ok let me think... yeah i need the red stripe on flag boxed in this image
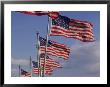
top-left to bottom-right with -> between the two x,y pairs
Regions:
16,11 -> 48,16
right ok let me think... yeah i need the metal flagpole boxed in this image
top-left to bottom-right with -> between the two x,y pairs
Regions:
36,32 -> 41,77
42,16 -> 50,77
19,64 -> 21,77
30,56 -> 32,77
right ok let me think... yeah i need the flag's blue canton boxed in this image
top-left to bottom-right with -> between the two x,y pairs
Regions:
52,15 -> 70,29
21,69 -> 28,75
32,61 -> 38,68
39,37 -> 53,47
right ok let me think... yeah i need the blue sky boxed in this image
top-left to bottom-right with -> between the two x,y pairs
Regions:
11,11 -> 100,77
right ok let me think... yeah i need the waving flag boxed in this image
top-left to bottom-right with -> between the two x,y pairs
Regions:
48,11 -> 59,19
40,53 -> 62,68
16,11 -> 59,18
32,61 -> 53,75
21,69 -> 31,77
16,11 -> 48,16
32,61 -> 40,74
49,15 -> 94,42
39,37 -> 70,60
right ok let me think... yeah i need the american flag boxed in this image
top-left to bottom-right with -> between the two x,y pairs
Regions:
39,36 -> 70,60
32,61 -> 53,75
40,53 -> 62,68
48,11 -> 59,19
16,11 -> 59,18
43,65 -> 53,75
49,15 -> 94,42
21,69 -> 31,77
16,11 -> 48,16
32,61 -> 40,74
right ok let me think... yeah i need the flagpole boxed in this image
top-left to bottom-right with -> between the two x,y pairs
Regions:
42,16 -> 50,77
30,56 -> 32,77
36,32 -> 41,77
19,64 -> 21,77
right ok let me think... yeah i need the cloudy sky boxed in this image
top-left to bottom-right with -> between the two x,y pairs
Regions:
11,11 -> 100,77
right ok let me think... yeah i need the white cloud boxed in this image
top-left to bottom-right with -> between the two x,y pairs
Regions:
52,40 -> 100,77
11,68 -> 19,77
11,57 -> 31,77
11,57 -> 29,66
